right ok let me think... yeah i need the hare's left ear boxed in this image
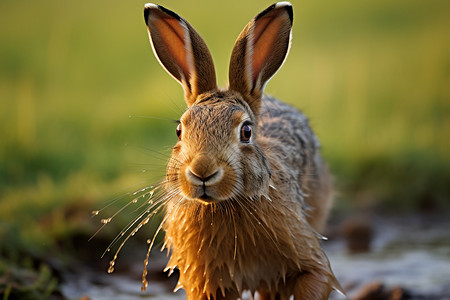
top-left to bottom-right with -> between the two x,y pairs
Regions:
229,2 -> 293,115
144,4 -> 217,106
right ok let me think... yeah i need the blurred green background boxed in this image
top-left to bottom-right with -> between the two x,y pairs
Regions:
0,0 -> 449,297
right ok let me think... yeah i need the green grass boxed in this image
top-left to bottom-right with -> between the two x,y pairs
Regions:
1,0 -> 450,296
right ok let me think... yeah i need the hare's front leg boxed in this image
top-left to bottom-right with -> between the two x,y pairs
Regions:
293,272 -> 334,300
188,293 -> 209,300
256,290 -> 271,300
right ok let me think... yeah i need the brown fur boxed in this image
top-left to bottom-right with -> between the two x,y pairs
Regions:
144,2 -> 343,299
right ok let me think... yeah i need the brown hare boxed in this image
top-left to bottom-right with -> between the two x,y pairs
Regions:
142,2 -> 344,299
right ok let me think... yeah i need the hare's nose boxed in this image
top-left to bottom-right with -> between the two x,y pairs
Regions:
186,168 -> 221,184
185,155 -> 223,185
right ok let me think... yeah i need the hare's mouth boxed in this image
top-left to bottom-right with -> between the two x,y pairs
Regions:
182,184 -> 224,204
178,164 -> 237,204
198,190 -> 212,201
196,193 -> 217,204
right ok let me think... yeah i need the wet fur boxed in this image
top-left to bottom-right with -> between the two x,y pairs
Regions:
164,95 -> 338,299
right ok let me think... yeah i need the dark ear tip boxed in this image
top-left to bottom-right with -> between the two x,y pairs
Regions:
255,2 -> 293,25
158,5 -> 182,21
282,3 -> 294,24
143,3 -> 157,25
144,3 -> 182,25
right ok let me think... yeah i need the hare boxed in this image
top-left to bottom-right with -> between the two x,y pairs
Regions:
143,2 -> 344,300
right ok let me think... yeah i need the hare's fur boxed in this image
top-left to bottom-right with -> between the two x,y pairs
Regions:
144,2 -> 342,299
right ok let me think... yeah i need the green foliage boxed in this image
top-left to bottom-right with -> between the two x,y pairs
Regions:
331,152 -> 450,212
0,260 -> 60,300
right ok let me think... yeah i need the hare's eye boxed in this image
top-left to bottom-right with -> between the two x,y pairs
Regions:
240,124 -> 252,143
176,123 -> 182,140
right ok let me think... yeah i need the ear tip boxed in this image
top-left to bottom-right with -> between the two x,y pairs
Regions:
275,1 -> 292,7
144,3 -> 158,25
144,3 -> 160,14
144,3 -> 182,25
144,3 -> 158,9
255,2 -> 293,24
275,1 -> 294,24
276,2 -> 293,23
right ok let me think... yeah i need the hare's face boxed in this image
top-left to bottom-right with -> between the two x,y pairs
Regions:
145,3 -> 292,204
167,92 -> 270,204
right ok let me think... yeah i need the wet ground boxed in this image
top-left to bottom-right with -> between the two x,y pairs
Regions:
62,214 -> 450,300
327,214 -> 450,299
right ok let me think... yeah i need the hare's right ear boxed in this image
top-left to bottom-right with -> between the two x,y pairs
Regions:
229,2 -> 293,115
144,4 -> 217,106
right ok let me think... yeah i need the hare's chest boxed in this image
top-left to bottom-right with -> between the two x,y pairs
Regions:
165,206 -> 296,289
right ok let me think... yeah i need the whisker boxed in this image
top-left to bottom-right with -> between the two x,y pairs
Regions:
141,194 -> 185,291
128,115 -> 179,123
155,91 -> 186,116
100,188 -> 168,256
126,144 -> 173,161
90,185 -> 155,240
91,182 -> 154,216
101,192 -> 167,258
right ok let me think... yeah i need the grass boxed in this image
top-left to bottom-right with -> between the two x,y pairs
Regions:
0,0 -> 449,297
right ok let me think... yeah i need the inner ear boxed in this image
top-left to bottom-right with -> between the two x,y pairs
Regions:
250,10 -> 290,87
228,2 -> 293,114
148,10 -> 193,85
144,4 -> 218,106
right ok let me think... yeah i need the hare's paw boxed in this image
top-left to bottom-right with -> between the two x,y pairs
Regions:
293,272 -> 335,300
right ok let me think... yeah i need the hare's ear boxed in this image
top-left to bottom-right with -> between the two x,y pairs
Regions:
144,4 -> 217,106
229,2 -> 293,115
